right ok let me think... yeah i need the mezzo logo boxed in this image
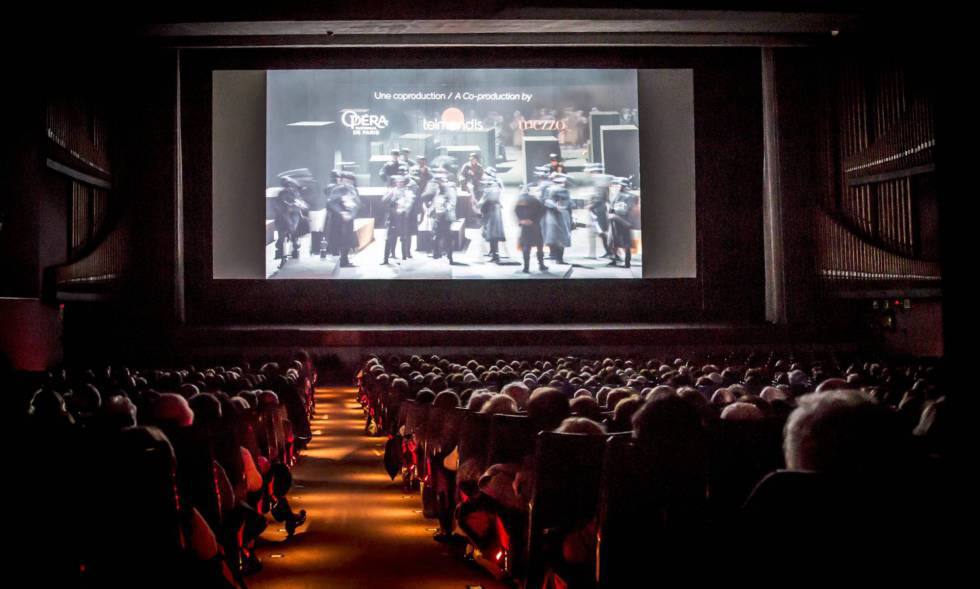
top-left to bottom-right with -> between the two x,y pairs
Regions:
518,119 -> 568,132
340,110 -> 389,135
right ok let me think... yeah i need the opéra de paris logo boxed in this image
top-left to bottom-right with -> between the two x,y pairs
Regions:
340,109 -> 389,135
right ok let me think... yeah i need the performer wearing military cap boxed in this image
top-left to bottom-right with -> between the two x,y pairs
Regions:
548,153 -> 566,175
307,170 -> 333,256
325,171 -> 361,268
382,175 -> 418,265
607,177 -> 637,269
272,176 -> 309,267
476,172 -> 506,263
541,174 -> 574,265
408,156 -> 431,252
380,149 -> 406,186
423,172 -> 458,264
587,173 -> 614,259
458,152 -> 485,201
515,183 -> 547,273
399,147 -> 413,169
410,156 -> 432,195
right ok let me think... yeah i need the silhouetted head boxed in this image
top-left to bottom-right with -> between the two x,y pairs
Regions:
527,387 -> 570,431
150,393 -> 194,428
433,390 -> 460,409
785,389 -> 905,476
479,394 -> 518,415
570,395 -> 603,422
556,416 -> 606,436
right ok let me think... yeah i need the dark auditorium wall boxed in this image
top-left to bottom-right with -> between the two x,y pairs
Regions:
1,64 -> 71,369
62,51 -> 189,365
1,43 -> 768,365
784,40 -> 948,353
765,47 -> 828,326
4,9 -> 955,365
1,84 -> 68,299
0,46 -> 186,367
882,300 -> 943,357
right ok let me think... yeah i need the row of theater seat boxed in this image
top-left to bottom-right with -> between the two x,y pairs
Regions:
20,356 -> 316,589
359,352 -> 955,586
382,394 -> 782,585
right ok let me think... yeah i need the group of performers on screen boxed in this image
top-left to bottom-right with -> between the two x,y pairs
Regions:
271,169 -> 361,268
270,149 -> 637,273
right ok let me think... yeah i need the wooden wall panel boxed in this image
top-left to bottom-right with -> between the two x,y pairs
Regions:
817,49 -> 939,289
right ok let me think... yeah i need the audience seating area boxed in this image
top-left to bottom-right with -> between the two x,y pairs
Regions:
359,351 -> 955,586
21,353 -> 317,589
15,348 -> 959,588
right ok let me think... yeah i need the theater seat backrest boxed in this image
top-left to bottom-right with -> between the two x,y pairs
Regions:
426,406 -> 467,457
596,434 -> 635,589
597,433 -> 709,586
458,411 -> 492,472
89,426 -> 182,585
240,411 -> 261,459
396,400 -> 415,432
708,419 -> 784,513
526,431 -> 608,589
403,401 -> 429,439
488,413 -> 536,465
161,425 -> 223,531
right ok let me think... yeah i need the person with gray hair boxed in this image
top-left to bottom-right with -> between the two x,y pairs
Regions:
720,401 -> 765,422
479,394 -> 518,415
500,381 -> 531,410
569,395 -> 602,421
784,388 -> 903,475
742,387 -> 938,573
466,390 -> 495,411
555,416 -> 606,436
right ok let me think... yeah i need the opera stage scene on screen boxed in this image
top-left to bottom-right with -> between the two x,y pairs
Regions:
264,69 -> 643,279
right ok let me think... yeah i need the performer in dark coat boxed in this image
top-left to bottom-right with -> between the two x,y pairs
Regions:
548,153 -> 566,175
515,184 -> 547,273
410,156 -> 432,196
381,177 -> 401,265
300,169 -> 330,256
607,177 -> 638,268
587,173 -> 613,259
423,173 -> 457,264
325,172 -> 361,267
272,177 -> 309,267
458,152 -> 485,200
380,149 -> 406,186
382,175 -> 418,265
317,170 -> 339,259
477,174 -> 506,263
541,175 -> 575,264
407,157 -> 430,248
399,147 -> 413,170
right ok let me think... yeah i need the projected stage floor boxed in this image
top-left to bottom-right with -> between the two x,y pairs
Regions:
267,179 -> 642,279
267,230 -> 642,279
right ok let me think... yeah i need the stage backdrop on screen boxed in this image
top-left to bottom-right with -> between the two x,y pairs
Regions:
212,68 -> 696,281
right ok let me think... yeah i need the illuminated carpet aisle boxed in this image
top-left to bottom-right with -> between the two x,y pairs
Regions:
251,386 -> 504,589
